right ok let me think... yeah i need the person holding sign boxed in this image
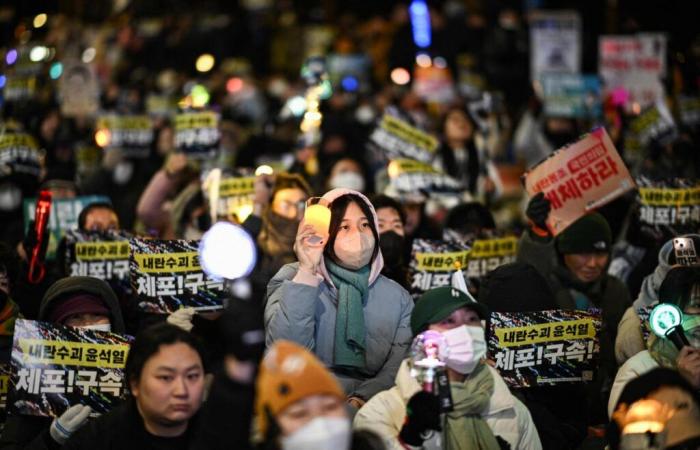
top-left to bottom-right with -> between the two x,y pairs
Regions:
519,194 -> 631,422
62,323 -> 206,449
0,276 -> 126,449
265,188 -> 414,408
354,286 -> 542,450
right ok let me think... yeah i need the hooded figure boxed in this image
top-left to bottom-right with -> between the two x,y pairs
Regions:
265,188 -> 414,405
614,236 -> 700,365
0,277 -> 125,450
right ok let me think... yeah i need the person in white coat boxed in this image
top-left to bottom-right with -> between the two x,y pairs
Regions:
354,286 -> 542,450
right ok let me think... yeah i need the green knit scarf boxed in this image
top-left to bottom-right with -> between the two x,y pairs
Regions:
444,363 -> 501,450
325,257 -> 369,370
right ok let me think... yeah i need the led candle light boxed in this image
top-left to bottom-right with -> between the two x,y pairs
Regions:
304,203 -> 330,244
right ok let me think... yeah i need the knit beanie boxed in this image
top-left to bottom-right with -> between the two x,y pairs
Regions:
48,293 -> 110,325
255,340 -> 344,435
410,286 -> 489,336
478,262 -> 558,313
556,212 -> 612,255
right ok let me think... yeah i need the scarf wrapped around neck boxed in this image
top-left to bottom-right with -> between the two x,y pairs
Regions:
325,257 -> 369,370
444,363 -> 501,450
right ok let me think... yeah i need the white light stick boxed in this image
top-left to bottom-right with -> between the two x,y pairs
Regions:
199,222 -> 257,281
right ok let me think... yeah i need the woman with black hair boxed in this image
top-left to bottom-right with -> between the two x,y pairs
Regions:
63,323 -> 207,449
265,188 -> 414,409
433,107 -> 481,195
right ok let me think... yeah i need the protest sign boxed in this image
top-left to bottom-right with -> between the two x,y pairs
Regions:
1,75 -> 37,102
524,127 -> 635,235
216,176 -> 256,223
0,132 -> 43,181
174,111 -> 220,159
488,310 -> 601,387
9,319 -> 132,418
369,112 -> 439,164
409,236 -> 518,299
64,230 -> 132,295
58,61 -> 100,117
412,64 -> 456,105
24,195 -> 111,260
0,364 -> 10,428
130,238 -> 225,313
599,34 -> 666,110
636,178 -> 700,234
326,53 -> 370,93
386,159 -> 463,199
529,10 -> 581,82
541,74 -> 601,118
623,101 -> 677,158
95,115 -> 154,159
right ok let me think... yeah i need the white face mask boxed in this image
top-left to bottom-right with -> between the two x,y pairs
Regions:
442,325 -> 486,374
80,323 -> 112,333
355,105 -> 376,124
112,161 -> 134,185
281,416 -> 351,450
334,231 -> 375,270
329,172 -> 365,192
0,184 -> 22,211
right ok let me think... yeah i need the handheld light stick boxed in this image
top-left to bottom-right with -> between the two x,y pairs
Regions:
410,330 -> 447,393
649,303 -> 690,350
28,190 -> 52,284
199,222 -> 257,296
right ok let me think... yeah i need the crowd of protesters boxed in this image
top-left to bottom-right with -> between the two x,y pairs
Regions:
1,1 -> 700,449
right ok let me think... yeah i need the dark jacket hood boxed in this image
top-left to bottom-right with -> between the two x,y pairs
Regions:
39,276 -> 126,333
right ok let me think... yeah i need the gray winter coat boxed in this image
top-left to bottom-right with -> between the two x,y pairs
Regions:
264,188 -> 414,402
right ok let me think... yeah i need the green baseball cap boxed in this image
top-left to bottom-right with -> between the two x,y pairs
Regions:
410,286 -> 489,336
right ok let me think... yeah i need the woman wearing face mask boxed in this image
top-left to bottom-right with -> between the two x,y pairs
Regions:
265,188 -> 414,408
354,286 -> 542,450
326,157 -> 367,193
256,340 -> 386,450
608,266 -> 700,418
371,195 -> 409,290
0,276 -> 126,450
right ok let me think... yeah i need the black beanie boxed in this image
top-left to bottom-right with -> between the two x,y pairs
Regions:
478,262 -> 558,313
556,212 -> 612,255
219,298 -> 265,363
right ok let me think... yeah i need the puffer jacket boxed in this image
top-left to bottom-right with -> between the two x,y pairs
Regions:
264,188 -> 414,401
353,359 -> 542,450
614,238 -> 687,365
607,350 -> 659,418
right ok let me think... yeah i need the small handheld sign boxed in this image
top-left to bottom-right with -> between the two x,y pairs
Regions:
649,303 -> 690,350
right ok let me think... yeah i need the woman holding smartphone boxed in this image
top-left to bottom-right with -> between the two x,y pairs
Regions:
264,188 -> 414,409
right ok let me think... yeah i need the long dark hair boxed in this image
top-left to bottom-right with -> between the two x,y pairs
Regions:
323,194 -> 379,265
439,107 -> 479,194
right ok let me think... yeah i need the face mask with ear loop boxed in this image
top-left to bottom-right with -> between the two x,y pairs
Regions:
441,325 -> 487,375
79,323 -> 112,333
280,416 -> 351,450
334,232 -> 375,270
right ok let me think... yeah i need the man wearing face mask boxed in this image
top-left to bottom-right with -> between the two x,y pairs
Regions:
265,188 -> 414,409
372,195 -> 409,290
0,276 -> 125,450
354,286 -> 542,450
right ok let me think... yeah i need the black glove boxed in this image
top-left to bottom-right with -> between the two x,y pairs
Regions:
399,391 -> 442,446
525,192 -> 551,230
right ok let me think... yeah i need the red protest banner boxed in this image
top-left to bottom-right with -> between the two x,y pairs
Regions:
524,128 -> 635,235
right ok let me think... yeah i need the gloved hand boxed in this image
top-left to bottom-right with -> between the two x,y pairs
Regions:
399,391 -> 442,446
50,404 -> 92,444
167,307 -> 196,332
525,192 -> 551,231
